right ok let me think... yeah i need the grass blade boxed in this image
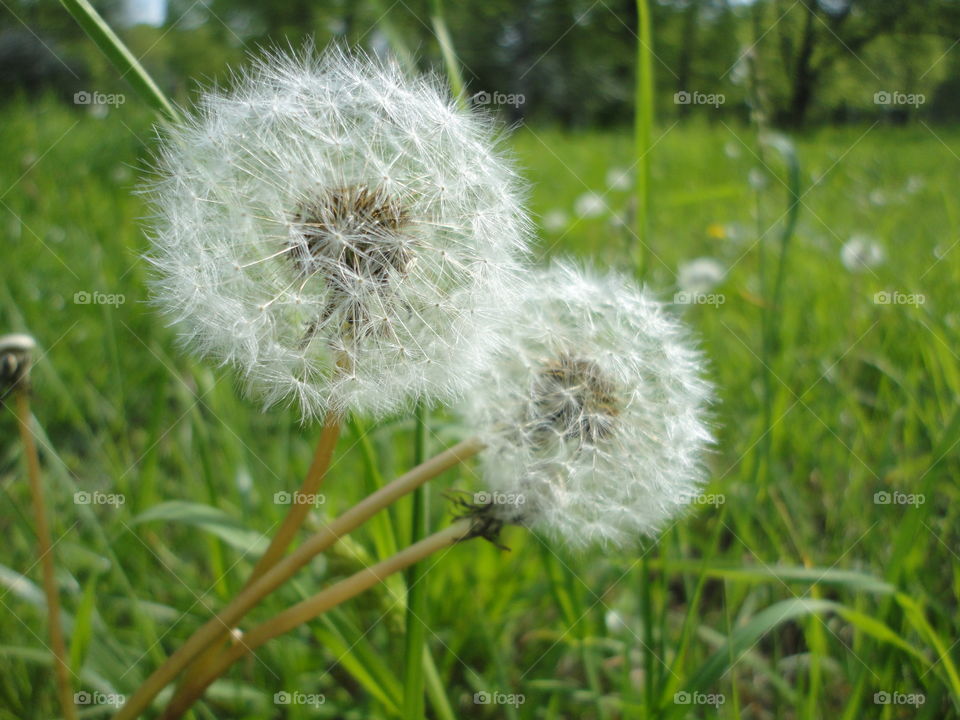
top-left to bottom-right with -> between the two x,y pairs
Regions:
633,0 -> 654,276
59,0 -> 179,122
402,402 -> 430,719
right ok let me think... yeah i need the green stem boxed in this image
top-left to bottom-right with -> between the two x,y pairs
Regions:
634,0 -> 654,278
402,403 -> 430,718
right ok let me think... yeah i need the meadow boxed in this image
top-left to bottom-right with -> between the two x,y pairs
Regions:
1,97 -> 958,718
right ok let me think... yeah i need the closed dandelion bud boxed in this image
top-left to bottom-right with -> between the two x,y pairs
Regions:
461,262 -> 714,549
144,47 -> 532,419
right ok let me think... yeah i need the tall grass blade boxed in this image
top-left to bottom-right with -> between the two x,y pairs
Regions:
59,0 -> 179,122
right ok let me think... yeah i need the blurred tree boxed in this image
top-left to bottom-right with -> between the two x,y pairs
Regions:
766,0 -> 960,125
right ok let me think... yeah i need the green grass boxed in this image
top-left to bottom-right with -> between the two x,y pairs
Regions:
1,97 -> 959,719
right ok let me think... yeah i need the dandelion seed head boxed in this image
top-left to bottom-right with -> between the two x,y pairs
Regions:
144,46 -> 531,419
574,192 -> 606,218
462,262 -> 714,550
841,235 -> 884,273
678,257 -> 726,294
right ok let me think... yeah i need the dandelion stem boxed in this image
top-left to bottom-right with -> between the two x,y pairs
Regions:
160,519 -> 476,719
170,413 -> 341,703
250,413 -> 342,581
15,389 -> 78,720
116,437 -> 484,720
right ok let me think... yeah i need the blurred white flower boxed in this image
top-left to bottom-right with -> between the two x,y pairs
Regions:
145,47 -> 532,419
724,141 -> 741,159
905,175 -> 924,195
678,257 -> 726,294
574,192 -> 606,218
868,189 -> 887,207
747,168 -> 768,190
605,167 -> 632,191
841,235 -> 884,273
542,209 -> 569,233
461,262 -> 714,549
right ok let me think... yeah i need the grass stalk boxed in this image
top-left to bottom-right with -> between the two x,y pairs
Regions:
59,0 -> 179,123
16,388 -> 79,720
402,402 -> 430,719
633,0 -> 654,277
117,437 -> 484,720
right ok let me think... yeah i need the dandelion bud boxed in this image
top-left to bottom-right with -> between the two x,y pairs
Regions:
144,47 -> 531,418
461,262 -> 714,549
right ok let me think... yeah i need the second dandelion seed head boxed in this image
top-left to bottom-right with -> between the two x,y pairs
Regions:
462,262 -> 715,550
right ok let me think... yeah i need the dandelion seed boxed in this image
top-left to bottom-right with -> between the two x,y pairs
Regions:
144,47 -> 532,419
460,262 -> 714,549
841,235 -> 884,273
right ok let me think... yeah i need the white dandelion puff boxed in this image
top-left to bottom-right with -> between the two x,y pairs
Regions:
574,192 -> 606,218
542,209 -> 569,233
605,167 -> 632,191
677,257 -> 726,294
840,235 -> 884,273
144,46 -> 532,419
460,261 -> 714,549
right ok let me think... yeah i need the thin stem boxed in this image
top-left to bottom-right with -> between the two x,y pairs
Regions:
171,414 -> 341,704
16,390 -> 78,720
402,403 -> 430,719
161,520 -> 475,719
115,437 -> 484,720
250,413 -> 342,582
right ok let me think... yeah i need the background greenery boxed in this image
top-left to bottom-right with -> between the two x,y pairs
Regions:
1,1 -> 959,718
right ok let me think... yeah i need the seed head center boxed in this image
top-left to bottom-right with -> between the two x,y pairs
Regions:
532,354 -> 620,444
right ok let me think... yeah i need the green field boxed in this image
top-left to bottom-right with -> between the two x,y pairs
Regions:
2,98 -> 958,718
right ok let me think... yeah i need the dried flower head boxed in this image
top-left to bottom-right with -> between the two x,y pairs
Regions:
0,333 -> 36,399
145,47 -> 531,418
461,262 -> 714,549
